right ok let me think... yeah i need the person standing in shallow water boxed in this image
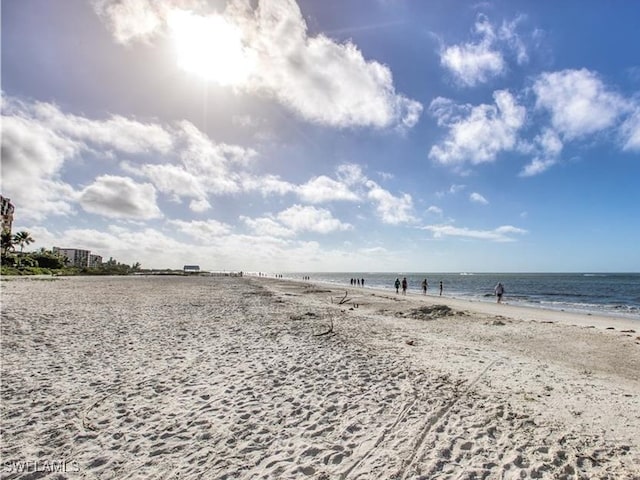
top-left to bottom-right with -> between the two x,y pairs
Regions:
394,278 -> 401,294
495,282 -> 505,303
439,281 -> 443,296
421,278 -> 428,295
402,277 -> 408,295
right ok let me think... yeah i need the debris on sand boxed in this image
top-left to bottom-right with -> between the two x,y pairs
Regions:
407,304 -> 459,320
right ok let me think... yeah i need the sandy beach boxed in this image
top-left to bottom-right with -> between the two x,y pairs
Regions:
1,275 -> 639,479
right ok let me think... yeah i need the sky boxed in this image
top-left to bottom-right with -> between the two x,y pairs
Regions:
1,0 -> 639,273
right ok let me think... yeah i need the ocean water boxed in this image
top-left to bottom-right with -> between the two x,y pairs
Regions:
277,272 -> 640,320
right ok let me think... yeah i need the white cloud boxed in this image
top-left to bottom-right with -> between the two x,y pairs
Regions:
520,128 -> 563,177
499,16 -> 529,65
533,69 -> 627,140
139,163 -> 209,200
1,94 -> 420,233
366,181 -> 415,225
297,176 -> 360,203
241,216 -> 295,238
520,158 -> 556,177
236,0 -> 422,129
441,44 -> 504,88
470,192 -> 489,205
436,184 -> 465,198
0,113 -> 79,220
620,108 -> 640,151
536,127 -> 563,156
167,219 -> 233,242
23,221 -> 411,272
189,198 -> 211,212
0,96 -> 268,217
440,15 -> 527,87
1,96 -> 175,157
93,0 -> 422,129
426,206 -> 443,216
423,224 -> 527,242
109,119 -> 261,205
174,120 -> 255,194
26,99 -> 174,155
58,225 -> 187,268
429,90 -> 525,167
336,164 -> 367,185
78,175 -> 162,220
92,0 -> 189,45
232,114 -> 261,128
0,95 -> 182,219
277,205 -> 352,234
441,42 -> 503,86
296,164 -> 416,225
2,94 -> 173,156
241,174 -> 295,196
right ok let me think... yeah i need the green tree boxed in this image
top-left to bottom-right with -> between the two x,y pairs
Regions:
1,230 -> 14,256
31,249 -> 65,269
13,231 -> 34,253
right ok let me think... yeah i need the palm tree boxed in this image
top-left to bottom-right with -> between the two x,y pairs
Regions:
13,231 -> 34,253
1,230 -> 14,256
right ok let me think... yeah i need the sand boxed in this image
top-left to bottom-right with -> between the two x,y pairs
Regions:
1,275 -> 639,479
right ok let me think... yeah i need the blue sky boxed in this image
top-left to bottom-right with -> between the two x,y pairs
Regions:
2,0 -> 639,272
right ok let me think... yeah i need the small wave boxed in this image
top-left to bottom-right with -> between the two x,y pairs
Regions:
533,292 -> 594,298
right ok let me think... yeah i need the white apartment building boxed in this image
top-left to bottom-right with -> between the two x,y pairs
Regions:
53,247 -> 90,268
1,195 -> 15,234
89,254 -> 103,268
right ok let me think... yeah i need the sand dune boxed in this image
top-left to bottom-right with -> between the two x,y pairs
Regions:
1,275 -> 639,479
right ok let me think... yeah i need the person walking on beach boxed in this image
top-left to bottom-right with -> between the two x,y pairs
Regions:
361,278 -> 365,287
394,278 -> 401,294
421,278 -> 428,295
402,277 -> 408,295
495,282 -> 505,303
439,281 -> 443,296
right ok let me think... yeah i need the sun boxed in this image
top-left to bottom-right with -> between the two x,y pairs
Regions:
167,10 -> 255,86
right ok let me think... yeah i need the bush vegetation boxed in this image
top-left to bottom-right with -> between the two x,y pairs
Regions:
1,230 -> 141,276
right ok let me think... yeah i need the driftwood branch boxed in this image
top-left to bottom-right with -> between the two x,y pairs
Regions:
314,317 -> 334,336
331,290 -> 352,305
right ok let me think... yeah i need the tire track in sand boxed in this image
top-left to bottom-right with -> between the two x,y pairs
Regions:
339,359 -> 499,480
339,398 -> 418,479
398,359 -> 499,480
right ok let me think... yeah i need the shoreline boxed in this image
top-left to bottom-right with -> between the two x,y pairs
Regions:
275,275 -> 640,332
2,275 -> 639,479
263,272 -> 640,322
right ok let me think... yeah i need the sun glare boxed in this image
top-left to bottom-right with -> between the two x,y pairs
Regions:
168,10 -> 255,86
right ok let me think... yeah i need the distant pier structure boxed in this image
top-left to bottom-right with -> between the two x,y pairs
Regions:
182,265 -> 243,277
205,271 -> 243,277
